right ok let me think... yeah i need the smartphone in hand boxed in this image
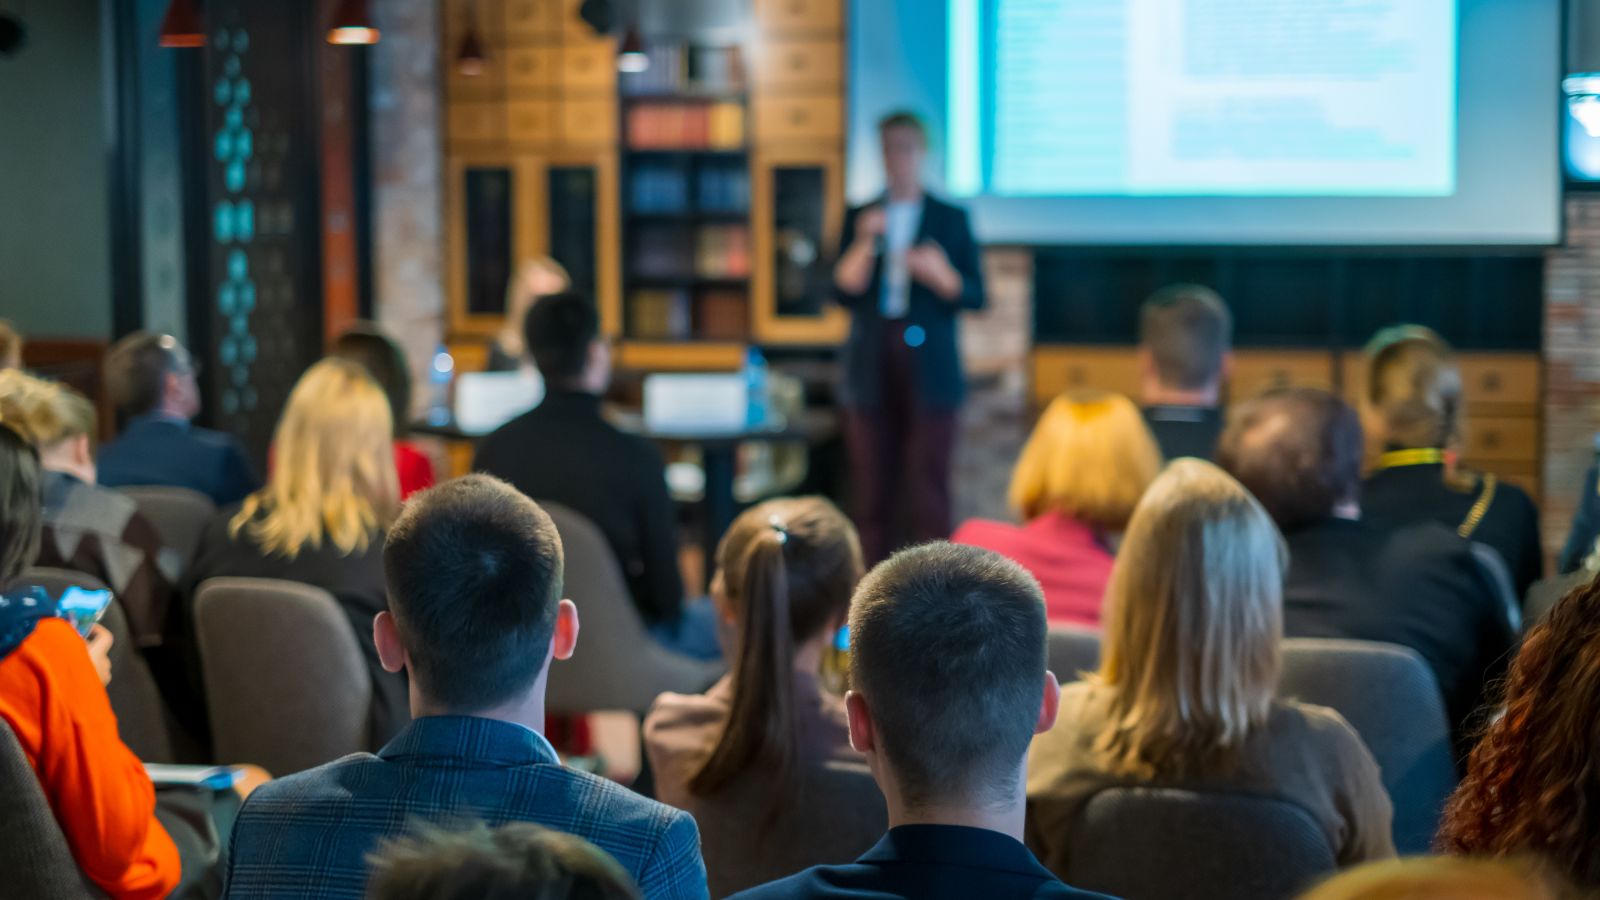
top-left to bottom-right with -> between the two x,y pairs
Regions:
56,587 -> 114,639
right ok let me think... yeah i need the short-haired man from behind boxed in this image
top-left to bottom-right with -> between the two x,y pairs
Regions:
731,543 -> 1109,900
225,475 -> 708,900
1137,284 -> 1232,460
472,294 -> 713,658
1216,387 -> 1517,751
98,332 -> 259,506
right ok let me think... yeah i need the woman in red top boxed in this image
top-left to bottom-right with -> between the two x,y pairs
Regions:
0,422 -> 182,898
953,390 -> 1163,627
332,324 -> 437,500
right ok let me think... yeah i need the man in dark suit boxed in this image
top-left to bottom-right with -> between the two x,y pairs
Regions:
833,112 -> 986,563
225,475 -> 709,900
96,332 -> 258,506
1217,387 -> 1518,750
731,543 -> 1107,900
1137,284 -> 1232,460
474,293 -> 709,656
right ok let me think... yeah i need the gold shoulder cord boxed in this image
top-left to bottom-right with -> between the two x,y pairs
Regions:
1459,474 -> 1496,539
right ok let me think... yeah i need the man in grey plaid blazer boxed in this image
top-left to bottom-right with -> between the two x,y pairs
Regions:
223,475 -> 708,900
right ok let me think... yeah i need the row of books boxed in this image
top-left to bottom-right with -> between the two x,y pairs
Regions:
629,289 -> 749,342
632,224 -> 751,279
627,164 -> 750,214
620,44 -> 746,96
627,103 -> 745,149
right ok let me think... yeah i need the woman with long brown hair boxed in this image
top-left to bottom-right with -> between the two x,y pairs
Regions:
1438,577 -> 1600,890
643,496 -> 865,894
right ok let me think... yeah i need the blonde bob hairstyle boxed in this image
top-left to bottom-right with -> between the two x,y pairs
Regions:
1362,325 -> 1462,451
0,369 -> 97,451
231,358 -> 399,558
1093,458 -> 1286,778
1009,390 -> 1163,531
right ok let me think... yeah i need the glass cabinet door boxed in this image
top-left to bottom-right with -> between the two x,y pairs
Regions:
752,149 -> 848,343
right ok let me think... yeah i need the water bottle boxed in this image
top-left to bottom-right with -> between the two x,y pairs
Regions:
744,345 -> 769,429
427,343 -> 455,426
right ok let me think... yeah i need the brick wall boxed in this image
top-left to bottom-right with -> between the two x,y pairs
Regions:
1543,194 -> 1600,557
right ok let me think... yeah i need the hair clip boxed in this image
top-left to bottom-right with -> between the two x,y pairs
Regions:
769,516 -> 789,545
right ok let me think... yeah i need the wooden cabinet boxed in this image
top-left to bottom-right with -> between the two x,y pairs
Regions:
504,46 -> 560,91
753,39 -> 843,92
505,100 -> 559,146
755,0 -> 843,33
502,0 -> 560,38
1227,350 -> 1336,401
755,96 -> 843,146
1029,346 -> 1142,408
752,148 -> 848,343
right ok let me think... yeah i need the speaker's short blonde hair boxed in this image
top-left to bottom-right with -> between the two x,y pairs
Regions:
1009,390 -> 1163,531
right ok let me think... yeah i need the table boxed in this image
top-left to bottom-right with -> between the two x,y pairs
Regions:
411,408 -> 838,572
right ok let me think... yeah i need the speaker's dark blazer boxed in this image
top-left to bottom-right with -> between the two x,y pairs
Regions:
834,194 -> 985,412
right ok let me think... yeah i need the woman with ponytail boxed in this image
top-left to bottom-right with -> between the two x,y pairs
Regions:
644,496 -> 867,895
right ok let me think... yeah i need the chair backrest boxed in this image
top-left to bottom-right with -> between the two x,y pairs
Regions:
1064,787 -> 1336,900
0,719 -> 103,899
1047,625 -> 1102,683
9,567 -> 177,763
1280,638 -> 1457,855
1468,541 -> 1523,634
690,759 -> 886,898
194,577 -> 371,775
540,502 -> 723,715
118,485 -> 216,571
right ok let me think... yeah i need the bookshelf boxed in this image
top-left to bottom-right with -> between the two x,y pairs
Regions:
619,43 -> 753,346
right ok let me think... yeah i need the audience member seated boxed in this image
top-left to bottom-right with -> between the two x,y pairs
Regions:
0,369 -> 177,649
0,422 -> 222,899
645,497 -> 865,895
225,475 -> 707,900
487,257 -> 572,373
330,323 -> 436,500
1438,577 -> 1600,893
1217,387 -> 1516,745
1299,857 -> 1570,900
1028,459 -> 1394,871
366,821 -> 641,900
953,390 -> 1161,627
0,318 -> 21,370
1137,284 -> 1233,460
187,359 -> 407,748
97,332 -> 259,506
1359,325 -> 1542,598
731,543 -> 1108,899
475,293 -> 715,659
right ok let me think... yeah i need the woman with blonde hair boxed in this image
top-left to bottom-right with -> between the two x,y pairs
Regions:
1358,325 -> 1542,596
487,257 -> 572,372
187,358 -> 407,745
1299,857 -> 1569,900
953,390 -> 1161,626
1026,459 -> 1394,875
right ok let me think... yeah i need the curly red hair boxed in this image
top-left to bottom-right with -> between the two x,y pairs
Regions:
1437,574 -> 1600,887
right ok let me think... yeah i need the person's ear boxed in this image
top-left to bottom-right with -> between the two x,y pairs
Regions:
374,611 -> 406,674
845,690 -> 875,754
551,599 -> 579,662
1036,670 -> 1061,736
709,572 -> 737,626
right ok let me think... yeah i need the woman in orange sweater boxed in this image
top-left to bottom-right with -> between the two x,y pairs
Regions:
0,421 -> 182,899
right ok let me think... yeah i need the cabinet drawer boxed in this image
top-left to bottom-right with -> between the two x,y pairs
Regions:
755,96 -> 842,144
504,45 -> 560,91
503,0 -> 559,38
1228,350 -> 1335,401
448,103 -> 507,144
562,100 -> 616,145
756,0 -> 842,33
561,41 -> 617,93
1030,347 -> 1141,408
753,39 -> 842,92
1457,353 -> 1540,414
505,100 -> 559,145
1462,416 -> 1539,464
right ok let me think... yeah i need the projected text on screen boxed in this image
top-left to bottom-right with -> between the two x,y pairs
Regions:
948,0 -> 1458,198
